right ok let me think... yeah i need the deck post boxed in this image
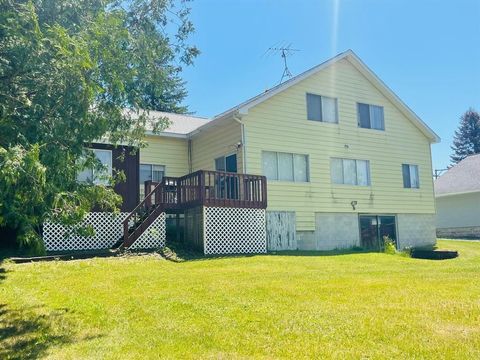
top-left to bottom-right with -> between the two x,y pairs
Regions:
176,212 -> 181,243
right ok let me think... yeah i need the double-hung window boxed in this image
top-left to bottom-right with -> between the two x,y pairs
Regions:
331,158 -> 371,186
357,103 -> 385,130
140,164 -> 165,198
402,164 -> 419,188
77,149 -> 112,185
262,151 -> 309,182
306,93 -> 338,123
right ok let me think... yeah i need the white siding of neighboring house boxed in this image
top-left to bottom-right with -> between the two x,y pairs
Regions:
436,192 -> 480,229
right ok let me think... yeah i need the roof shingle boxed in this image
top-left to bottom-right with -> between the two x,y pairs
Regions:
434,154 -> 480,195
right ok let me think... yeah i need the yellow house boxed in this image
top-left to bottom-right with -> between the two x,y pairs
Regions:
137,50 -> 439,251
43,50 -> 440,253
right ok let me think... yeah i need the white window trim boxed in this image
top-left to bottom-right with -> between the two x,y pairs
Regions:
358,214 -> 399,249
214,153 -> 237,172
402,163 -> 420,189
262,151 -> 310,183
139,163 -> 166,198
140,163 -> 166,182
306,92 -> 339,124
77,148 -> 113,185
357,102 -> 385,131
331,157 -> 371,187
93,149 -> 112,185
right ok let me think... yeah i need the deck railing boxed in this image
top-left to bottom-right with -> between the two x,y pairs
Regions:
143,170 -> 267,210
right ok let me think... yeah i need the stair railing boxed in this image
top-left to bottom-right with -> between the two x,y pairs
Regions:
122,180 -> 164,247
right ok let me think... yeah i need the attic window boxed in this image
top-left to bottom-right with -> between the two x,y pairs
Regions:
357,103 -> 385,130
306,93 -> 338,123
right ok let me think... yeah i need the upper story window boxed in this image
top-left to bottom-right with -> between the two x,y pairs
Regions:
306,93 -> 338,123
140,164 -> 165,198
262,151 -> 309,182
357,103 -> 384,130
331,158 -> 371,186
402,164 -> 419,188
77,149 -> 112,185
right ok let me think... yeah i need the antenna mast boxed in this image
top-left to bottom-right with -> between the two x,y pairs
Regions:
266,43 -> 301,84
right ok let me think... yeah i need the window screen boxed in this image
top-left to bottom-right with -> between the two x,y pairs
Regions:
278,153 -> 294,181
262,151 -> 278,180
321,96 -> 338,123
262,151 -> 308,182
370,105 -> 385,130
307,93 -> 338,123
294,154 -> 308,182
331,158 -> 344,184
331,158 -> 371,186
215,157 -> 225,171
356,160 -> 370,186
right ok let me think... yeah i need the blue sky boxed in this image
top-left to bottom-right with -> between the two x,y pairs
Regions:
181,0 -> 480,171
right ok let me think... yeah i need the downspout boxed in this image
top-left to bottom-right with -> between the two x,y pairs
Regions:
188,138 -> 193,173
233,114 -> 247,173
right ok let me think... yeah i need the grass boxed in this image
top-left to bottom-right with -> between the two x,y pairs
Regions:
1,239 -> 479,359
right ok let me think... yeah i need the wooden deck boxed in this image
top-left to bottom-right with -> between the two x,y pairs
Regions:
144,170 -> 267,210
123,170 -> 267,247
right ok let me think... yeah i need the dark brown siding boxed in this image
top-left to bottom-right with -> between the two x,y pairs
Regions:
90,143 -> 139,212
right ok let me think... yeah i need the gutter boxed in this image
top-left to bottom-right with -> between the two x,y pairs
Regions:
145,130 -> 188,139
187,113 -> 230,137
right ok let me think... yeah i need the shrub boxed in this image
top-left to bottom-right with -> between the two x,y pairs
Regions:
382,236 -> 396,255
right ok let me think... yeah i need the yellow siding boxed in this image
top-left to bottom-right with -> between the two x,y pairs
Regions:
140,135 -> 189,177
191,119 -> 243,172
244,58 -> 436,231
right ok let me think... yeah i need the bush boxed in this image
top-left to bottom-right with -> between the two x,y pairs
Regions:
382,236 -> 396,255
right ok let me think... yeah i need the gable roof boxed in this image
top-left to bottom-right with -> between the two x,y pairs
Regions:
206,49 -> 440,143
141,50 -> 440,142
434,154 -> 480,196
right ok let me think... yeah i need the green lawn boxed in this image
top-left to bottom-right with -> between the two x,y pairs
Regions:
1,240 -> 480,359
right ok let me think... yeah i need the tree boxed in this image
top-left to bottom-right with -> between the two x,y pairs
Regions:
451,108 -> 480,164
0,0 -> 198,249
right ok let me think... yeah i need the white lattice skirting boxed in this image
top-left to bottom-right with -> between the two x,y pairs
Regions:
203,207 -> 266,255
128,212 -> 166,250
43,212 -> 166,251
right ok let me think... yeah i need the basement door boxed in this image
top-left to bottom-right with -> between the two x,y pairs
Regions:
359,215 -> 397,250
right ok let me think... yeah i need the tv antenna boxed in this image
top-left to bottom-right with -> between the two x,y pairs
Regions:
265,42 -> 301,84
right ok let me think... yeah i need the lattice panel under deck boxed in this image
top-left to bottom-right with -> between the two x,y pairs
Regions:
203,207 -> 266,255
43,212 -> 128,251
129,212 -> 166,250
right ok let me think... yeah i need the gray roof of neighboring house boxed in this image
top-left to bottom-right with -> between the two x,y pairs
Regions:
434,154 -> 480,196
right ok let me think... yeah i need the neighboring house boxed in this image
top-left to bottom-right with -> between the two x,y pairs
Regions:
43,50 -> 440,254
435,154 -> 480,239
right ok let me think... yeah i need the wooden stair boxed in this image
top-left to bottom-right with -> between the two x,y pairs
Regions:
120,181 -> 168,249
